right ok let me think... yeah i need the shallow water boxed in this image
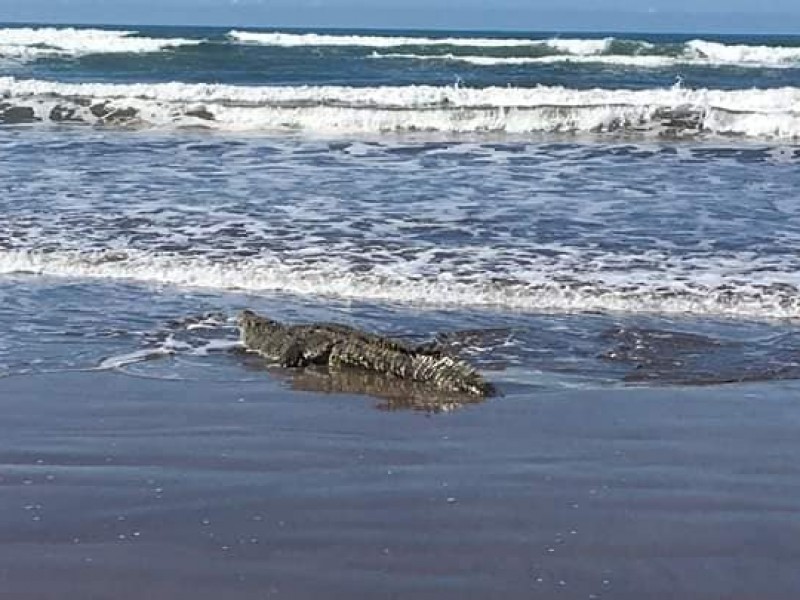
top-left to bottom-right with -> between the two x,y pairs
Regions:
2,275 -> 800,400
3,130 -> 800,319
2,126 -> 800,392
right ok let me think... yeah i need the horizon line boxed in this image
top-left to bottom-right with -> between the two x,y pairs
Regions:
2,19 -> 800,37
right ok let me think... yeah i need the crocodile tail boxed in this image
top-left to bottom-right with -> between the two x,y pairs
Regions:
410,354 -> 495,397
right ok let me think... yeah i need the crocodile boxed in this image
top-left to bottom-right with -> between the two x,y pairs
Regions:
237,310 -> 496,397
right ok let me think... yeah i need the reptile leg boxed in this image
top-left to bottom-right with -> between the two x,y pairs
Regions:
280,342 -> 308,368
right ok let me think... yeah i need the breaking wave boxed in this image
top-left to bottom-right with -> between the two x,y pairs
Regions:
2,27 -> 799,70
370,50 -> 798,69
0,27 -> 201,61
230,30 -> 800,68
1,77 -> 799,138
2,248 -> 800,320
228,30 -> 614,53
685,39 -> 800,67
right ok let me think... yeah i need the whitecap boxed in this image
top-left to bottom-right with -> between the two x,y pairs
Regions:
228,30 -> 614,53
0,26 -> 202,61
686,39 -> 800,66
1,77 -> 799,139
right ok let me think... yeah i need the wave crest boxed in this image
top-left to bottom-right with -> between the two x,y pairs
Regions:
686,39 -> 800,66
228,30 -> 613,53
231,30 -> 800,68
371,52 -> 680,68
0,27 -> 201,61
0,77 -> 799,139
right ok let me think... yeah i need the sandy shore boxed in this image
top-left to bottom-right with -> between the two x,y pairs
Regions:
1,370 -> 799,599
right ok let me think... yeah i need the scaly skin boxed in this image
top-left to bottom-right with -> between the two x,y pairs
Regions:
237,310 -> 495,397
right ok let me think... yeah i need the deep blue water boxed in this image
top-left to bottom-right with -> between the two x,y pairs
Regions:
4,24 -> 800,89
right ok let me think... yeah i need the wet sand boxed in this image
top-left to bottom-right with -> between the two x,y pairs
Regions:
1,371 -> 799,599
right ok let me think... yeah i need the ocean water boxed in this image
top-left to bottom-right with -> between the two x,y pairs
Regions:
2,24 -> 800,396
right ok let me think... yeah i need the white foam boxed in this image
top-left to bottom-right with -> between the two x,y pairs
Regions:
547,38 -> 614,55
189,339 -> 243,355
687,39 -> 800,66
0,27 -> 201,60
371,52 -> 680,68
371,50 -> 800,69
2,77 -> 800,138
3,75 -> 795,112
97,347 -> 174,370
229,30 -> 613,53
371,47 -> 800,69
3,248 -> 800,320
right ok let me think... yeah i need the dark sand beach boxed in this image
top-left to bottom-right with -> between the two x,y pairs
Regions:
1,370 -> 799,599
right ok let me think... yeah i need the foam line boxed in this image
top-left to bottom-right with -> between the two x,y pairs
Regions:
369,52 -> 787,69
2,249 -> 800,320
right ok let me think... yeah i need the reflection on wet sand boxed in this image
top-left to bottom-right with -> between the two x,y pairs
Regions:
281,366 -> 487,412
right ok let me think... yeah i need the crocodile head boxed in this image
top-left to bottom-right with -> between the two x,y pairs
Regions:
237,310 -> 286,353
